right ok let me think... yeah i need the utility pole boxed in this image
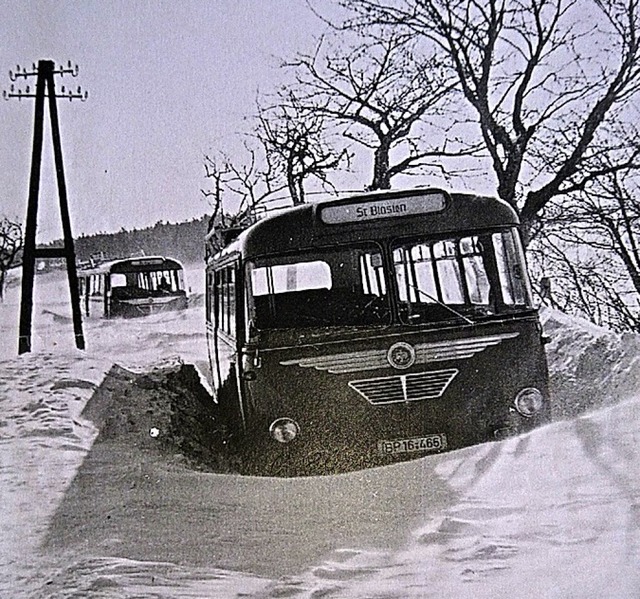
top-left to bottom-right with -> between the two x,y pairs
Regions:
3,60 -> 88,354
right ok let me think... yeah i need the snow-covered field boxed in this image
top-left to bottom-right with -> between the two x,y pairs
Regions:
1,266 -> 639,598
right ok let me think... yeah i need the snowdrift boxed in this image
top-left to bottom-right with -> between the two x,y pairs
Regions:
0,269 -> 639,598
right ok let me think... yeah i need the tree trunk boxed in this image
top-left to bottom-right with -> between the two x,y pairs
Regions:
371,142 -> 392,190
519,213 -> 537,248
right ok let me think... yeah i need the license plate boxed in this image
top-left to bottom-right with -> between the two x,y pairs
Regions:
378,434 -> 447,456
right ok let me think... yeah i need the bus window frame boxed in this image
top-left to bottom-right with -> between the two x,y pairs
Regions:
212,257 -> 242,344
210,256 -> 245,405
244,240 -> 391,331
390,226 -> 533,323
394,236 -> 484,307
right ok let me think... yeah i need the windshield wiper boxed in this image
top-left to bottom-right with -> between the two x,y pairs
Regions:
405,284 -> 475,325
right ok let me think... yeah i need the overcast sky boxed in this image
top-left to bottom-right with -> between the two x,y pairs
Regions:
0,0 -> 334,242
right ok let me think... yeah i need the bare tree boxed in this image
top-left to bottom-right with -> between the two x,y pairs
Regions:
202,145 -> 287,251
255,94 -> 350,205
340,0 -> 640,240
285,30 -> 473,190
202,93 -> 350,251
528,229 -> 640,331
529,161 -> 640,329
0,217 -> 23,302
544,168 -> 640,287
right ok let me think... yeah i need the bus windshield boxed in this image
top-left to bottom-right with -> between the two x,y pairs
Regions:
392,228 -> 533,324
248,243 -> 390,329
111,268 -> 184,293
247,228 -> 533,330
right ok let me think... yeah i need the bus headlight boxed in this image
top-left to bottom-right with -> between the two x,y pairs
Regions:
514,387 -> 544,417
269,418 -> 300,443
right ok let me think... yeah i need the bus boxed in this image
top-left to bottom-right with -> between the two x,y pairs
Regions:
205,188 -> 550,476
78,256 -> 188,318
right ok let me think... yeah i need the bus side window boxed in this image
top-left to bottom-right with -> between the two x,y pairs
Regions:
177,269 -> 186,291
111,273 -> 127,288
228,268 -> 236,338
216,269 -> 226,333
216,266 -> 236,338
93,274 -> 103,296
206,271 -> 214,322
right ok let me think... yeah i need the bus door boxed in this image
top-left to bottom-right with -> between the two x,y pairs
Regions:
213,260 -> 246,430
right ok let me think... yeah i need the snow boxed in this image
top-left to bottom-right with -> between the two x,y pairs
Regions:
1,267 -> 639,598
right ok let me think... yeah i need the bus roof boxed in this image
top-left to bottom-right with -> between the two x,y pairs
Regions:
78,256 -> 184,276
212,188 -> 519,261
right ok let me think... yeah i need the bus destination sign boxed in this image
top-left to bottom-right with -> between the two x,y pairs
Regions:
320,191 -> 447,224
130,258 -> 164,266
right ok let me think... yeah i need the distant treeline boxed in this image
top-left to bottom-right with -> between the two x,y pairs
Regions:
42,216 -> 210,267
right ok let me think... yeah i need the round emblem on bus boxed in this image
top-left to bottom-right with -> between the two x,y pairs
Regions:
387,342 -> 416,369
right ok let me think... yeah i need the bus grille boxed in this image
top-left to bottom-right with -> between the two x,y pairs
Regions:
349,369 -> 458,405
280,332 -> 519,374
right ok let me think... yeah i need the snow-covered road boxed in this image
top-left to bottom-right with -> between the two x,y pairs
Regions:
1,268 -> 638,598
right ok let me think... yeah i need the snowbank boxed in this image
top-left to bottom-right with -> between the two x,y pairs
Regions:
0,269 -> 639,598
542,308 -> 640,417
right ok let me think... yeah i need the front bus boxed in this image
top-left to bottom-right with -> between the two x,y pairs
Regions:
205,188 -> 550,476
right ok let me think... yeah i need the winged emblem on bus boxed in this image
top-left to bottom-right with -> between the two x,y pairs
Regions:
280,332 -> 520,374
